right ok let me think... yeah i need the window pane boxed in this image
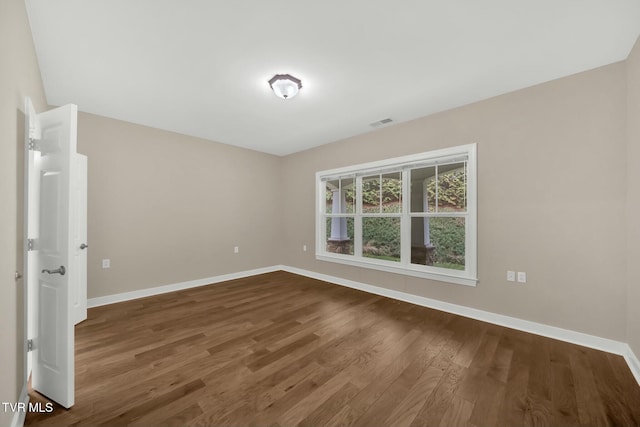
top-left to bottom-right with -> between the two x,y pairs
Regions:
326,217 -> 354,255
363,217 -> 400,262
362,175 -> 380,213
381,172 -> 402,213
410,217 -> 465,270
325,180 -> 339,213
410,167 -> 436,213
326,178 -> 356,214
343,177 -> 355,213
436,163 -> 467,212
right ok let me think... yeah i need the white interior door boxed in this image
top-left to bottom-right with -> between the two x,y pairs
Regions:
27,102 -> 78,409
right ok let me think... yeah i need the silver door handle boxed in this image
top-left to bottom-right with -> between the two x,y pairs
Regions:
42,266 -> 66,275
80,243 -> 88,250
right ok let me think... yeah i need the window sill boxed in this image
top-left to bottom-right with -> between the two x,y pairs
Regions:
316,253 -> 478,287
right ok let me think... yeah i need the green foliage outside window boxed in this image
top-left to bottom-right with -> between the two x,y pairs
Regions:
363,217 -> 401,260
429,217 -> 465,268
326,178 -> 402,207
426,168 -> 466,210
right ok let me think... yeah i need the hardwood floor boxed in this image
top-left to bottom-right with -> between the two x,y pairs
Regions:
25,271 -> 640,426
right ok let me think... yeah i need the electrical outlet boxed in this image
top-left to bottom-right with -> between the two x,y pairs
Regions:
507,270 -> 515,282
234,246 -> 239,254
102,259 -> 110,269
517,271 -> 527,283
303,244 -> 307,252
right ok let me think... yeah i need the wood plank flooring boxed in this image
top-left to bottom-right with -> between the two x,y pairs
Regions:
25,271 -> 640,426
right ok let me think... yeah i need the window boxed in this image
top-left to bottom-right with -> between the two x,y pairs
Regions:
316,144 -> 477,286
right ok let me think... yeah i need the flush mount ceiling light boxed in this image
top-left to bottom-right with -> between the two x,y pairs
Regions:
268,74 -> 302,99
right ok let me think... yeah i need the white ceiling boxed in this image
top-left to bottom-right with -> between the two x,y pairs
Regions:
26,0 -> 640,156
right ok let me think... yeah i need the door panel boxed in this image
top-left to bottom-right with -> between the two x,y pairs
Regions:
39,283 -> 59,366
30,103 -> 77,409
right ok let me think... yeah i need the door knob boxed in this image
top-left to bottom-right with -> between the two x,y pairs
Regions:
42,266 -> 65,275
80,243 -> 88,250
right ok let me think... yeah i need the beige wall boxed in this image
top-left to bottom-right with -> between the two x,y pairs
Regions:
627,37 -> 640,356
282,62 -> 629,341
0,0 -> 47,424
77,113 -> 283,298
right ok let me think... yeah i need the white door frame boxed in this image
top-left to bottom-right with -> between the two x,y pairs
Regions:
23,97 -> 41,387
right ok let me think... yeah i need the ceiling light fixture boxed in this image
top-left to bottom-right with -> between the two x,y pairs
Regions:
268,74 -> 302,99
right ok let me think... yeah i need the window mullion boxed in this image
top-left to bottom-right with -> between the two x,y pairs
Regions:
400,169 -> 410,265
354,176 -> 363,257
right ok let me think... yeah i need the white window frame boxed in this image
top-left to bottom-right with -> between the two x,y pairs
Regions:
315,143 -> 477,287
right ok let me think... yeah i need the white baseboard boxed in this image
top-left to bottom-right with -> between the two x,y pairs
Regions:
281,266 -> 632,357
9,384 -> 29,427
85,264 -> 640,386
623,344 -> 640,386
87,265 -> 283,308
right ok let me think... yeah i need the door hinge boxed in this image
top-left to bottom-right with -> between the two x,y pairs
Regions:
28,138 -> 40,151
27,339 -> 34,352
27,238 -> 36,251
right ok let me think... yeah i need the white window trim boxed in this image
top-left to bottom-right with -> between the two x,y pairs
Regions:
315,143 -> 478,287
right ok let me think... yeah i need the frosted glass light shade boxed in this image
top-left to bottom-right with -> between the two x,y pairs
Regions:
268,74 -> 302,99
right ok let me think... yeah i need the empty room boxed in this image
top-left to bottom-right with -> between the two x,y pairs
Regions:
2,0 -> 640,426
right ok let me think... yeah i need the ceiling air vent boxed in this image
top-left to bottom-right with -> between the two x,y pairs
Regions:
369,118 -> 393,128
